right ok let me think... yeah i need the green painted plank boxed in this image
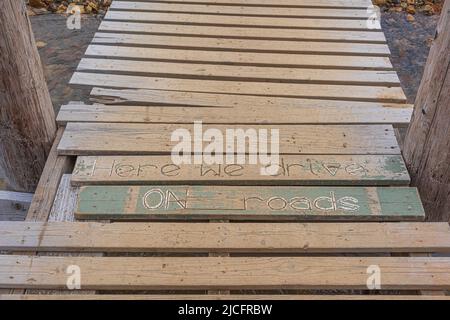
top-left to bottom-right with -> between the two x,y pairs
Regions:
71,155 -> 411,186
76,186 -> 425,221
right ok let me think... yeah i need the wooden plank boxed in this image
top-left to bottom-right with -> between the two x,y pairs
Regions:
0,191 -> 32,221
89,88 -> 410,112
84,45 -> 393,70
26,128 -> 74,222
75,185 -> 424,221
70,155 -> 411,186
110,2 -> 374,19
26,174 -> 97,296
57,103 -> 412,126
1,221 -> 449,253
110,0 -> 374,9
92,33 -> 390,56
1,255 -> 449,290
48,174 -> 79,222
70,73 -> 406,103
76,58 -> 400,86
57,123 -> 401,156
104,11 -> 380,30
99,21 -> 386,43
10,135 -> 74,294
2,294 -> 450,300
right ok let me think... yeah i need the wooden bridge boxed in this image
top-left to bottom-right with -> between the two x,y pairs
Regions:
1,0 -> 450,299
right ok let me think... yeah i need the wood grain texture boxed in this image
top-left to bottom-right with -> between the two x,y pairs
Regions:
92,33 -> 390,56
109,0 -> 374,9
1,255 -> 450,290
57,123 -> 401,156
71,73 -> 406,103
88,88 -> 410,114
57,103 -> 411,126
99,21 -> 386,43
75,185 -> 424,221
26,174 -> 97,296
0,0 -> 56,192
110,2 -> 374,19
26,128 -> 74,222
70,155 -> 411,186
76,58 -> 400,86
1,222 -> 448,253
84,45 -> 393,70
0,191 -> 32,221
104,11 -> 380,30
48,174 -> 79,222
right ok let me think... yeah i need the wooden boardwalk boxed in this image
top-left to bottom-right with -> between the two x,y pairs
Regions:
1,0 -> 450,299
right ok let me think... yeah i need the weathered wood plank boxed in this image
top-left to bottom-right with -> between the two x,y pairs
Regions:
104,11 -> 380,30
71,73 -> 406,103
70,155 -> 410,186
57,103 -> 412,126
99,21 -> 386,43
84,45 -> 393,70
77,58 -> 400,86
0,191 -> 32,221
1,256 -> 449,290
92,33 -> 390,56
26,174 -> 97,296
26,128 -> 74,222
88,88 -> 409,113
1,221 -> 448,253
110,2 -> 374,19
48,174 -> 79,222
2,294 -> 449,300
57,123 -> 401,156
75,185 -> 424,221
110,0 -> 374,9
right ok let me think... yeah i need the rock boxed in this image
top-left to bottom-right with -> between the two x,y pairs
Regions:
31,7 -> 49,15
36,41 -> 47,49
407,5 -> 416,14
373,0 -> 387,6
406,14 -> 416,22
56,4 -> 67,14
423,4 -> 434,15
29,0 -> 46,9
26,7 -> 36,16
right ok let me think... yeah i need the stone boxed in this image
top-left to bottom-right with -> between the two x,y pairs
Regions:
407,5 -> 416,14
407,14 -> 416,22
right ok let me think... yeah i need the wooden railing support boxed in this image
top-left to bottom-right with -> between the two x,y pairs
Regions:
403,1 -> 450,221
0,0 -> 57,192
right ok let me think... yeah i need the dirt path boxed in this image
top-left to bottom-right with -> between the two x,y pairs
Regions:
31,14 -> 102,111
381,12 -> 440,103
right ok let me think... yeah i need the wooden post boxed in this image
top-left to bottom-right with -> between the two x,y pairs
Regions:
403,0 -> 450,222
0,0 -> 57,192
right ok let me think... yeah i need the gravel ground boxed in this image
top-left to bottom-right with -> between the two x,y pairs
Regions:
30,14 -> 102,111
30,11 -> 440,110
381,12 -> 440,103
